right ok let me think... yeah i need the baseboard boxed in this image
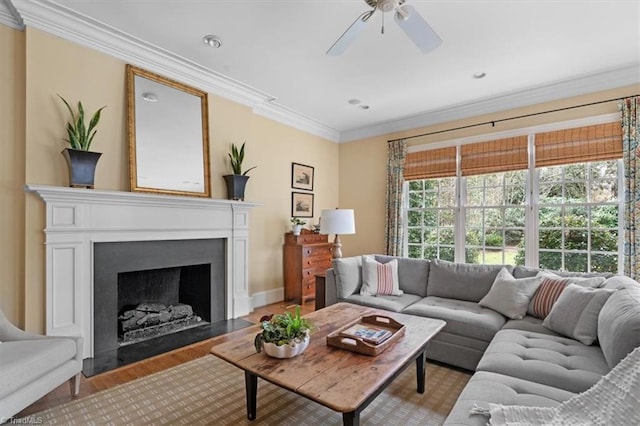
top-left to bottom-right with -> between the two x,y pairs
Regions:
251,287 -> 284,309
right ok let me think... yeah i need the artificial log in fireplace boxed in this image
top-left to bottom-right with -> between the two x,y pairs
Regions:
118,302 -> 203,344
116,264 -> 211,346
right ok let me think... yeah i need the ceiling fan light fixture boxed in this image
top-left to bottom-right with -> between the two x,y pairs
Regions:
395,5 -> 410,21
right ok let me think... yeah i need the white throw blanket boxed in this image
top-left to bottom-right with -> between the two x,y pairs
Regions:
471,346 -> 640,426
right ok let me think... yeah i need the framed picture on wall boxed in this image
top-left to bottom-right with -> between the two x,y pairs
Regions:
292,192 -> 314,218
291,162 -> 314,191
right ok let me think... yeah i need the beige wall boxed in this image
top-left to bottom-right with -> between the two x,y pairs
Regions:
339,85 -> 640,258
6,27 -> 338,331
1,25 -> 26,326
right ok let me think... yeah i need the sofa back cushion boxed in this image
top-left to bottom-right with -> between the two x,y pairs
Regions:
374,255 -> 430,297
601,275 -> 640,291
332,256 -> 362,299
513,265 -> 613,279
598,285 -> 640,368
427,259 -> 511,302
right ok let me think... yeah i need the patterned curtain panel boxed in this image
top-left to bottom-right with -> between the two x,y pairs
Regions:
385,139 -> 407,256
622,96 -> 640,279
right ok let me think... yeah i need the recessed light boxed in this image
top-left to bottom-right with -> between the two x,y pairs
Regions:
348,99 -> 361,105
142,92 -> 158,102
473,72 -> 486,79
203,35 -> 222,48
359,105 -> 370,110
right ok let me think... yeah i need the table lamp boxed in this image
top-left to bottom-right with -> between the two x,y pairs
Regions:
320,209 -> 356,259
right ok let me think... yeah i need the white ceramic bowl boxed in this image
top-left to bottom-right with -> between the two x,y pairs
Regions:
262,335 -> 310,358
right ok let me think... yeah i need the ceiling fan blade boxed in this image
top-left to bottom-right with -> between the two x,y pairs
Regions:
393,4 -> 442,54
326,10 -> 375,56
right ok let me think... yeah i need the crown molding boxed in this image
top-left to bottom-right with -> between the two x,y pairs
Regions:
340,64 -> 640,143
1,0 -> 24,29
10,0 -> 340,142
8,1 -> 638,145
253,101 -> 340,142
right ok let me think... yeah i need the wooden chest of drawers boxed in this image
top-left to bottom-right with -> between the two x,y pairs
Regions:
283,230 -> 333,303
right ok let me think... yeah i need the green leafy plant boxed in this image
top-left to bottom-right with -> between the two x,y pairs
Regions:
228,142 -> 257,175
58,94 -> 106,151
291,217 -> 305,226
254,306 -> 312,353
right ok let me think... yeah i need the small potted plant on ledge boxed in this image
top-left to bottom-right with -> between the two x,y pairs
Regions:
224,142 -> 257,201
254,306 -> 312,359
291,217 -> 306,236
58,94 -> 106,188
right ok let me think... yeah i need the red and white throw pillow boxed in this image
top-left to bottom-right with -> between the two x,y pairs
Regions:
528,277 -> 570,318
528,272 -> 606,319
360,256 -> 403,296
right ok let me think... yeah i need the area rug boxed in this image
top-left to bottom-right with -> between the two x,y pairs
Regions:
22,355 -> 471,425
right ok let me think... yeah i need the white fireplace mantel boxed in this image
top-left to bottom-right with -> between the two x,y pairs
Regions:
26,184 -> 258,358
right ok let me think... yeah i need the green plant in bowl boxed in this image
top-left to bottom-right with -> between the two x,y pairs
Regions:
254,306 -> 312,354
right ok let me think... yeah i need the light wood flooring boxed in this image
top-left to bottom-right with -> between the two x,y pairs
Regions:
17,300 -> 316,417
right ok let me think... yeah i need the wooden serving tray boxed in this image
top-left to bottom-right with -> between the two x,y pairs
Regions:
326,314 -> 406,356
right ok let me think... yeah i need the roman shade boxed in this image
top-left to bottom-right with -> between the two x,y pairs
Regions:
460,136 -> 529,176
535,122 -> 622,167
404,146 -> 456,180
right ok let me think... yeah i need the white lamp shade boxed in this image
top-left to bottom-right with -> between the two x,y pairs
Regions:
320,209 -> 355,235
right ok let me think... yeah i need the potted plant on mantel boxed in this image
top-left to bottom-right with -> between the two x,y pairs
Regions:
254,306 -> 312,359
224,142 -> 257,201
58,94 -> 106,189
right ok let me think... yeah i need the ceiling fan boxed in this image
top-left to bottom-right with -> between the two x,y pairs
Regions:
326,0 -> 442,56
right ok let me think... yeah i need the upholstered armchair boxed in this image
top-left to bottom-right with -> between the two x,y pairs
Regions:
0,308 -> 83,420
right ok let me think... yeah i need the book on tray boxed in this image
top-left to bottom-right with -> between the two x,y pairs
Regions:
339,324 -> 393,345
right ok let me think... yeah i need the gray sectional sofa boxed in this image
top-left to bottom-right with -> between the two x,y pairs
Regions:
322,255 -> 640,425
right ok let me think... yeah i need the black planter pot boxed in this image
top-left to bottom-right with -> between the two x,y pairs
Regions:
62,148 -> 102,188
223,174 -> 250,201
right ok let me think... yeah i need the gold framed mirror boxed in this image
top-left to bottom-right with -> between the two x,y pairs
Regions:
126,64 -> 211,197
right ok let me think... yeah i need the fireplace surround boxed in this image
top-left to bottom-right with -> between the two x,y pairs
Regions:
27,185 -> 257,358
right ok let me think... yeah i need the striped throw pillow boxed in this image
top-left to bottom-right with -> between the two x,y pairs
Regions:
360,256 -> 403,296
527,272 -> 606,318
528,277 -> 570,319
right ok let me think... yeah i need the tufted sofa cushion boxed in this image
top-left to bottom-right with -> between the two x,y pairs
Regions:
476,329 -> 609,393
443,371 -> 575,426
403,296 -> 506,342
501,315 -> 560,336
343,293 -> 423,312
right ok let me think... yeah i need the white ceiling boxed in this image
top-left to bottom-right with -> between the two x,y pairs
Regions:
6,0 -> 640,142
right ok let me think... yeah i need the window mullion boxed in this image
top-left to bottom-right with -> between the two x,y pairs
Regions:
455,146 -> 465,263
526,134 -> 538,267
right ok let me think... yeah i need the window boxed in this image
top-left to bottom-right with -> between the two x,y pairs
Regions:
403,120 -> 623,274
536,161 -> 620,272
407,178 -> 456,261
464,171 -> 527,265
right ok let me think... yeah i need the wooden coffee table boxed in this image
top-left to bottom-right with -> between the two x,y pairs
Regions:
210,303 -> 445,426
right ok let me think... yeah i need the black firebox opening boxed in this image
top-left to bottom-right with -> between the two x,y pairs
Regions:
117,264 -> 211,345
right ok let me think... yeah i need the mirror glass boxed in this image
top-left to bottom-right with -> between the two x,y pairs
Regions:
127,65 -> 211,197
